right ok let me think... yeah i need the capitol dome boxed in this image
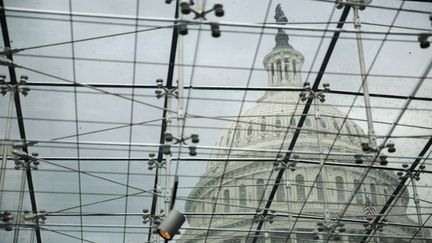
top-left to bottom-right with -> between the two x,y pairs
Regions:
182,5 -> 415,243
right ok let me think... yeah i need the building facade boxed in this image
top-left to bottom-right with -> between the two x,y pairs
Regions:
182,5 -> 418,243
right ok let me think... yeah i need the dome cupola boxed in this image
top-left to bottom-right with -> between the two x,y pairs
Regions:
263,4 -> 304,87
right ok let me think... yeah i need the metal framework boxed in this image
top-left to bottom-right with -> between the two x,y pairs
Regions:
0,0 -> 431,243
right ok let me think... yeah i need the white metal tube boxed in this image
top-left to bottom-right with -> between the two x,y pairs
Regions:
13,169 -> 27,243
412,179 -> 426,243
286,173 -> 293,234
177,34 -> 185,132
313,97 -> 330,226
353,6 -> 377,147
0,89 -> 15,208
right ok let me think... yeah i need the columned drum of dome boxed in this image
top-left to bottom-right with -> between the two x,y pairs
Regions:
182,4 -> 417,243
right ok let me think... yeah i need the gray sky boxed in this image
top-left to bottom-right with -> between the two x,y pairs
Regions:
1,0 -> 432,242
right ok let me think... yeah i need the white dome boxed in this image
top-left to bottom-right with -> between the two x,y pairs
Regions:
183,14 -> 412,242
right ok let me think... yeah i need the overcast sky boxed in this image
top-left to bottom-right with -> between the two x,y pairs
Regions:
1,0 -> 432,242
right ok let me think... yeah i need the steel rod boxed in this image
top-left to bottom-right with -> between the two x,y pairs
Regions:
3,7 -> 430,36
9,223 -> 432,240
0,89 -> 14,207
0,1 -> 43,241
411,179 -> 426,243
313,95 -> 331,242
21,82 -> 432,102
353,5 -> 377,148
13,168 -> 27,243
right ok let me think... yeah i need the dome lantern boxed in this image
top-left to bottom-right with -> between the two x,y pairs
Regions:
263,4 -> 304,87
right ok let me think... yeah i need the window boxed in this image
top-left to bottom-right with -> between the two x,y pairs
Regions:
256,179 -> 265,206
305,117 -> 311,127
320,119 -> 327,129
223,189 -> 230,212
261,117 -> 266,132
296,175 -> 305,200
235,127 -> 241,141
224,239 -> 241,243
384,184 -> 391,202
384,189 -> 388,203
239,184 -> 246,207
212,196 -> 217,211
296,233 -> 315,243
346,125 -> 355,141
275,118 -> 282,129
276,183 -> 285,201
354,179 -> 363,204
346,125 -> 352,134
335,176 -> 344,202
333,120 -> 340,131
317,174 -> 324,201
247,124 -> 253,136
370,184 -> 377,204
292,60 -> 296,77
290,117 -> 296,126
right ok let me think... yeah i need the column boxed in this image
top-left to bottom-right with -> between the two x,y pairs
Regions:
277,61 -> 282,83
295,61 -> 302,83
292,60 -> 296,82
281,59 -> 286,81
288,59 -> 294,82
273,62 -> 279,85
267,64 -> 273,85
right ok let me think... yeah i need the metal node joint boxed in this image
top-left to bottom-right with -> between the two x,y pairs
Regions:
142,209 -> 165,227
11,146 -> 40,170
363,218 -> 387,232
147,153 -> 165,170
179,0 -> 224,20
417,16 -> 432,49
397,163 -> 426,181
357,140 -> 395,166
299,82 -> 330,103
23,210 -> 47,224
361,141 -> 395,153
164,190 -> 171,204
335,0 -> 371,10
0,75 -> 30,96
177,1 -> 224,38
0,211 -> 14,231
163,131 -> 199,156
418,33 -> 431,49
0,47 -> 21,56
253,209 -> 275,224
313,220 -> 346,241
155,79 -> 178,99
354,152 -> 389,166
274,154 -> 298,171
